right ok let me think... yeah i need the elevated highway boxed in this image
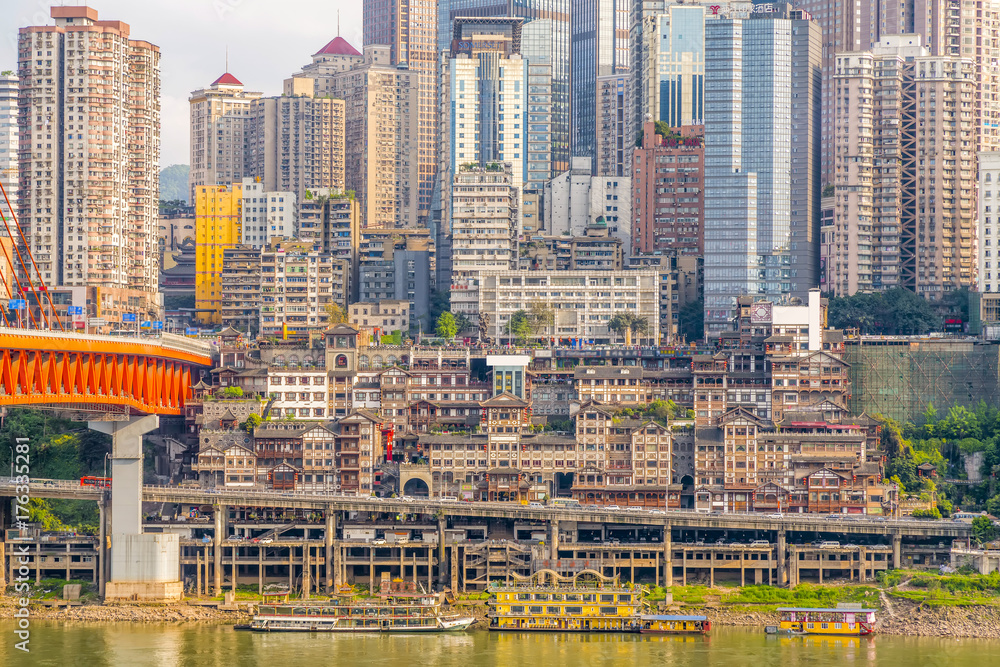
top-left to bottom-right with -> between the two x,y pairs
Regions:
0,478 -> 973,540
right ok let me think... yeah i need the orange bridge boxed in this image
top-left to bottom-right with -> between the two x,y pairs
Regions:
0,328 -> 215,416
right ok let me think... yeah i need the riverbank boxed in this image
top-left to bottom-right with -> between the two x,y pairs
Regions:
3,590 -> 999,637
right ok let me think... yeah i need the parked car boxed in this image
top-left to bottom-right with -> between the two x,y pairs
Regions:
372,538 -> 387,545
749,540 -> 770,547
767,513 -> 784,519
441,496 -> 459,503
605,505 -> 621,511
226,535 -> 244,542
626,506 -> 642,512
528,502 -> 544,508
259,537 -> 273,544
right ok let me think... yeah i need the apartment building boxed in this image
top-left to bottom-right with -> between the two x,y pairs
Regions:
595,73 -> 629,177
18,6 -> 161,321
188,73 -> 261,202
477,269 -> 660,345
631,122 -> 704,255
195,183 -> 243,325
247,78 -> 345,204
349,300 -> 410,341
220,245 -> 260,335
449,164 -> 520,318
979,152 -> 1000,322
290,42 -> 420,229
240,178 -> 295,247
0,73 -> 17,208
259,239 -> 350,338
358,228 -> 432,331
831,37 -> 976,297
520,222 -> 624,272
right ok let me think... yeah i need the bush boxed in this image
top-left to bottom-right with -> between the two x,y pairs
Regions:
910,508 -> 942,520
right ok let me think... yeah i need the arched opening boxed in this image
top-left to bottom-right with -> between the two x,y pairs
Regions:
403,478 -> 430,498
358,355 -> 369,369
554,471 -> 574,497
335,354 -> 348,368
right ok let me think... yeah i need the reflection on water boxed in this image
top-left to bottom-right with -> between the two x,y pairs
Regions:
0,622 -> 994,667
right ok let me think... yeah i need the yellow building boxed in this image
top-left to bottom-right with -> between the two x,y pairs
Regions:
195,184 -> 243,325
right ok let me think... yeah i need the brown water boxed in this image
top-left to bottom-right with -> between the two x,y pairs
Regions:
0,621 -> 996,666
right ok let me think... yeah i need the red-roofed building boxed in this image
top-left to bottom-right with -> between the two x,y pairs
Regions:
211,72 -> 243,86
315,36 -> 362,56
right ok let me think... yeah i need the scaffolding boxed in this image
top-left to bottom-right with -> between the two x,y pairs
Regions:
844,337 -> 1000,423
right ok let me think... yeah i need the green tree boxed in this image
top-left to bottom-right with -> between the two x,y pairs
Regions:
453,312 -> 472,334
506,310 -> 531,346
435,312 -> 458,340
972,515 -> 998,544
986,495 -> 1000,517
240,414 -> 262,433
324,302 -> 347,325
608,312 -> 650,345
221,386 -> 244,398
826,288 -> 941,335
528,301 -> 555,339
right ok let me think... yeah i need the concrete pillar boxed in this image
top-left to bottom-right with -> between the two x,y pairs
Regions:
437,517 -> 447,586
450,544 -> 459,592
196,552 -> 202,597
204,546 -> 210,596
709,558 -> 714,588
213,505 -> 225,596
682,549 -> 687,586
258,547 -> 263,595
34,541 -> 40,584
325,510 -> 336,593
97,495 -> 107,598
818,554 -> 823,584
427,549 -> 433,592
303,546 -> 310,599
550,520 -> 560,560
288,548 -> 293,592
892,532 -> 902,569
369,545 -> 375,587
65,543 -> 70,581
776,529 -> 787,586
663,524 -> 673,588
859,547 -> 867,582
89,415 -> 159,538
399,545 -> 405,580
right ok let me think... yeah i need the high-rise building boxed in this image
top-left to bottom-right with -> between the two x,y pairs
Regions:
631,121 -> 704,256
18,6 -> 161,322
195,183 -> 243,325
220,245 -> 261,335
290,41 -> 420,228
442,0 -> 570,175
630,2 -> 708,151
570,0 -> 630,162
239,179 -> 296,247
188,73 -> 261,203
873,0 -> 1000,157
830,37 -> 976,298
247,79 -> 346,204
979,151 -> 1000,323
595,73 -> 629,177
792,0 -> 877,185
259,239 -> 350,338
299,188 -> 362,301
358,228 -> 432,331
363,0 -> 439,225
450,163 -> 519,318
702,5 -> 822,335
0,73 -> 18,212
521,19 -> 557,187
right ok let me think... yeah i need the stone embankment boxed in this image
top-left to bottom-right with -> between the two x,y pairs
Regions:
0,597 -> 250,623
705,597 -> 1000,639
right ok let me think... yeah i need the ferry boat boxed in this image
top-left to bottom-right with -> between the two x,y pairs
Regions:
240,592 -> 474,633
638,615 -> 711,634
765,605 -> 876,636
487,575 -> 709,635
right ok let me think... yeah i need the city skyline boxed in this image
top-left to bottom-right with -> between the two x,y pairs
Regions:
3,0 -> 365,167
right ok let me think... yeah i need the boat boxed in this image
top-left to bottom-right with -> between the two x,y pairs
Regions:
487,573 -> 709,635
638,614 -> 711,634
239,588 -> 474,633
765,604 -> 876,636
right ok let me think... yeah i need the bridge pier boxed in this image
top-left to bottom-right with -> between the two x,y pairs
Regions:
776,529 -> 787,586
437,517 -> 447,587
662,524 -> 673,588
90,414 -> 182,602
98,493 -> 107,598
326,509 -> 336,593
550,520 -> 559,560
214,505 -> 226,597
892,532 -> 902,569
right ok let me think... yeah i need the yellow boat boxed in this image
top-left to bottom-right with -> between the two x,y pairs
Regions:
766,605 -> 876,636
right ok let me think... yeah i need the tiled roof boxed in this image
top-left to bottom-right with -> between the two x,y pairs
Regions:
212,72 -> 242,86
315,36 -> 361,56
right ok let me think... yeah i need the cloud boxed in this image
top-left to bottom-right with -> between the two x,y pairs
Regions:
2,0 -> 364,167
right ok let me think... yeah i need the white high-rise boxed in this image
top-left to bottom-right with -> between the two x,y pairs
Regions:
0,74 -> 17,211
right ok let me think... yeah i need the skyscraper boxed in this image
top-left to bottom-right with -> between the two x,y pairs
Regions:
443,0 -> 570,175
595,73 -> 629,177
188,72 -> 261,203
364,0 -> 439,225
630,1 -> 708,151
247,79 -> 346,204
290,40 -> 420,229
702,5 -> 821,335
570,0 -> 630,163
830,37 -> 976,298
0,74 -> 18,212
18,6 -> 161,321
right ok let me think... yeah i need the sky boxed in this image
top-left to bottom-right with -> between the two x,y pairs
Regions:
3,0 -> 365,167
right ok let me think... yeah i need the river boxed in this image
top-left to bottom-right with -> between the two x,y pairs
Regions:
1,622 -> 996,666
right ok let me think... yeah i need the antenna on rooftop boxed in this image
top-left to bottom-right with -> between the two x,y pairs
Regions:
338,10 -> 341,36
226,46 -> 229,73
